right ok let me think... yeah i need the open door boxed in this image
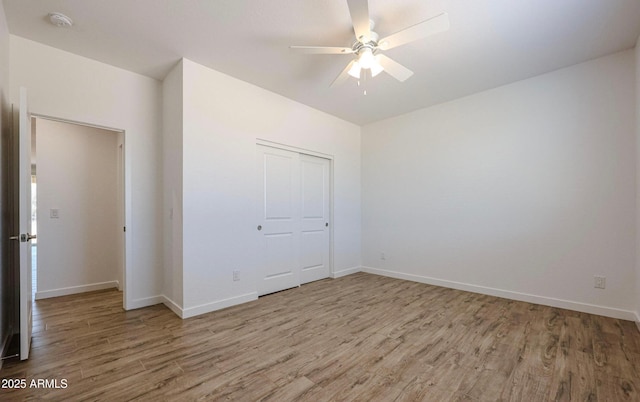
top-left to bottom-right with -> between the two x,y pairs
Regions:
10,87 -> 33,360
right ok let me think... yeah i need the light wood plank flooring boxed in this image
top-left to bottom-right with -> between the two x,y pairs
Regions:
1,272 -> 640,401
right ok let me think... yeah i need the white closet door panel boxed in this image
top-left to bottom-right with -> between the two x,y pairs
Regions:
299,154 -> 330,284
256,146 -> 300,295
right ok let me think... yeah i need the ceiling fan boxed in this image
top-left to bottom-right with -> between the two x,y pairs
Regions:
290,0 -> 449,87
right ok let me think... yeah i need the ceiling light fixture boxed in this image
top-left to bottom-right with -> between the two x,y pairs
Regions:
348,61 -> 362,78
290,0 -> 450,88
370,56 -> 384,77
348,47 -> 384,79
48,12 -> 73,28
358,48 -> 375,69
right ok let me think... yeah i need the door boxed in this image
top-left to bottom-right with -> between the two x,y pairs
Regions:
256,145 -> 300,295
11,88 -> 33,360
299,154 -> 331,284
256,145 -> 331,296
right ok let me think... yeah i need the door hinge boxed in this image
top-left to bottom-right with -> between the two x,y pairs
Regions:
123,226 -> 126,232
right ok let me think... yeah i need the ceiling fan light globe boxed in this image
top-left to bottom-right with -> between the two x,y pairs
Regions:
348,61 -> 362,79
370,61 -> 383,77
358,48 -> 375,69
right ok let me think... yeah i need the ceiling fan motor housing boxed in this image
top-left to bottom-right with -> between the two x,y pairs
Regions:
353,30 -> 379,55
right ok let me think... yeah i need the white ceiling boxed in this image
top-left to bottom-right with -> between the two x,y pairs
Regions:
3,0 -> 640,125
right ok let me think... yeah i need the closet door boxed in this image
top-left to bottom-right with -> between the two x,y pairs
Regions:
256,145 -> 331,296
256,145 -> 300,296
299,154 -> 331,284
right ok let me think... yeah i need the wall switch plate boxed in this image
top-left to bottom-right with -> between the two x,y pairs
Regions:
233,270 -> 240,282
594,276 -> 606,289
50,208 -> 59,219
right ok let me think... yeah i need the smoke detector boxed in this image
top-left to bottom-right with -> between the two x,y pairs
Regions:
48,12 -> 73,28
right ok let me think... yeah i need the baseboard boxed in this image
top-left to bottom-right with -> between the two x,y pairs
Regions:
182,292 -> 258,319
35,280 -> 120,300
635,312 -> 640,333
332,266 -> 361,278
162,296 -> 184,318
361,266 -> 637,321
126,295 -> 165,310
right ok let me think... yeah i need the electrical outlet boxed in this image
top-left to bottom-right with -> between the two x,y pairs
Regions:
594,276 -> 606,289
233,270 -> 240,282
380,252 -> 386,260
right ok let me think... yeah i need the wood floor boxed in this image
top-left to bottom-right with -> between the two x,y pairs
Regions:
1,273 -> 640,401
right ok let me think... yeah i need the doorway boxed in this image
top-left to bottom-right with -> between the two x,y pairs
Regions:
31,117 -> 125,302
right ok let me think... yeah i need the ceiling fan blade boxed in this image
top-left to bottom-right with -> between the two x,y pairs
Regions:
378,12 -> 449,50
347,0 -> 371,42
290,46 -> 354,54
377,54 -> 413,82
331,60 -> 356,88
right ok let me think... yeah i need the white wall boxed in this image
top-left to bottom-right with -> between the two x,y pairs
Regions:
362,49 -> 636,319
0,0 -> 12,361
36,118 -> 120,298
162,61 -> 183,310
10,36 -> 163,309
167,58 -> 361,317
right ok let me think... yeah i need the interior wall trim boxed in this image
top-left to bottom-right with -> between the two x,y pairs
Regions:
161,295 -> 183,318
35,280 -> 119,300
127,295 -> 164,310
30,113 -> 124,133
332,266 -> 361,279
256,139 -> 334,160
181,292 -> 258,319
362,266 -> 637,321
